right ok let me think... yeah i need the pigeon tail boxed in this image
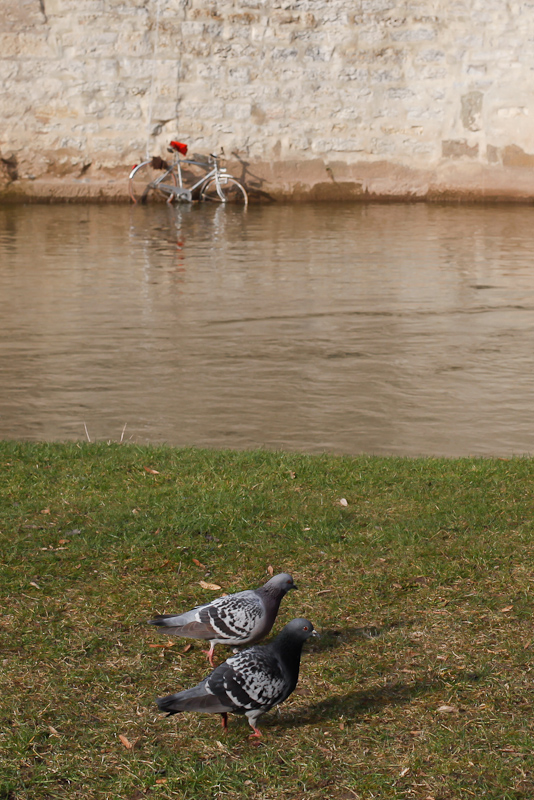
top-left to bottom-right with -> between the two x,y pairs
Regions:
157,685 -> 231,716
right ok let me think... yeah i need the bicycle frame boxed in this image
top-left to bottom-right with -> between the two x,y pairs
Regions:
160,154 -> 230,202
129,144 -> 247,205
128,152 -> 190,202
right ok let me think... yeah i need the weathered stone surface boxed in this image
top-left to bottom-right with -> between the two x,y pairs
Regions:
2,0 -> 534,201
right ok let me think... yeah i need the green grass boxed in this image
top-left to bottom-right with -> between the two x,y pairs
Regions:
1,441 -> 534,799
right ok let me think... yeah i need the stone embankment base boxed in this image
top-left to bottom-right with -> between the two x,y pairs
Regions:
2,160 -> 534,204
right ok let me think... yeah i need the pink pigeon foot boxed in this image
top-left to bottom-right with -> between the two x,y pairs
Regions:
203,644 -> 215,667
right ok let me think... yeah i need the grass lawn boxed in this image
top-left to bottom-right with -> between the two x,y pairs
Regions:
1,441 -> 534,800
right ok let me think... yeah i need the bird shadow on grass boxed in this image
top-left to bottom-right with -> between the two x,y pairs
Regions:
276,676 -> 445,729
310,620 -> 414,654
275,622 -> 444,728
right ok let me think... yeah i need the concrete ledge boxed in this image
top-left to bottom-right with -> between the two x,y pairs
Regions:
2,160 -> 534,204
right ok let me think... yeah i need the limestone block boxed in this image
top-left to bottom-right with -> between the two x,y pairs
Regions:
181,20 -> 206,36
312,138 -> 365,154
271,47 -> 299,60
115,32 -> 153,57
501,144 -> 534,167
0,31 -> 53,58
414,48 -> 446,62
362,0 -> 398,11
442,139 -> 479,158
304,45 -> 335,61
1,0 -> 46,30
461,91 -> 483,131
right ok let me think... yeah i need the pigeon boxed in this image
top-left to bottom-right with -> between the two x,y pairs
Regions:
156,617 -> 318,738
148,572 -> 297,666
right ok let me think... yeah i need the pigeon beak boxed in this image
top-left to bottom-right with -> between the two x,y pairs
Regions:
290,584 -> 298,591
310,630 -> 320,639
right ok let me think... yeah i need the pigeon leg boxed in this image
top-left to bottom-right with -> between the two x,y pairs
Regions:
220,713 -> 228,731
246,711 -> 263,739
203,643 -> 215,667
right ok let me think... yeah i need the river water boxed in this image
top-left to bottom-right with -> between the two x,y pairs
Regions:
1,201 -> 534,457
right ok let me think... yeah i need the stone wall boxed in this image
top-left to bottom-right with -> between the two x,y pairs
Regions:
2,0 -> 534,201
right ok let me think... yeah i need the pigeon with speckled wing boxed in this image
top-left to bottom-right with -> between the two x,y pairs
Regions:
148,573 -> 297,665
156,618 -> 318,737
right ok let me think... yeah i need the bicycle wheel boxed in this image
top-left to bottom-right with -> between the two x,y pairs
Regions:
128,161 -> 177,204
200,176 -> 248,206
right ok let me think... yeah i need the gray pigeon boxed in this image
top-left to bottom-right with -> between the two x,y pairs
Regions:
156,617 -> 318,738
148,573 -> 297,665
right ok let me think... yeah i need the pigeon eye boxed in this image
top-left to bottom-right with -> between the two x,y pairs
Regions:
303,626 -> 308,631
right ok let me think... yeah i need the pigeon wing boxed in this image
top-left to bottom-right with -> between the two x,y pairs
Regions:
207,648 -> 288,712
150,590 -> 265,643
199,591 -> 265,643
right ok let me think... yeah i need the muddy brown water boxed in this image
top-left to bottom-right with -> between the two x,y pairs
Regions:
1,201 -> 534,457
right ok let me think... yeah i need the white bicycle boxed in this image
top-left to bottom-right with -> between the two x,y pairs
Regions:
128,141 -> 248,206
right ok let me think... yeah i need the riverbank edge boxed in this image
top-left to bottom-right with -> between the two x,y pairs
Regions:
2,158 -> 534,204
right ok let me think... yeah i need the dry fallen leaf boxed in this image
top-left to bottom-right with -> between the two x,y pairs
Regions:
437,705 -> 458,714
58,539 -> 68,545
29,581 -> 40,589
500,605 -> 514,613
339,497 -> 348,506
267,565 -> 274,577
155,778 -> 167,784
149,642 -> 175,648
144,466 -> 160,474
199,581 -> 222,591
183,644 -> 192,653
399,767 -> 410,778
119,734 -> 133,749
293,686 -> 312,697
192,558 -> 205,568
48,726 -> 59,736
40,508 -> 50,515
